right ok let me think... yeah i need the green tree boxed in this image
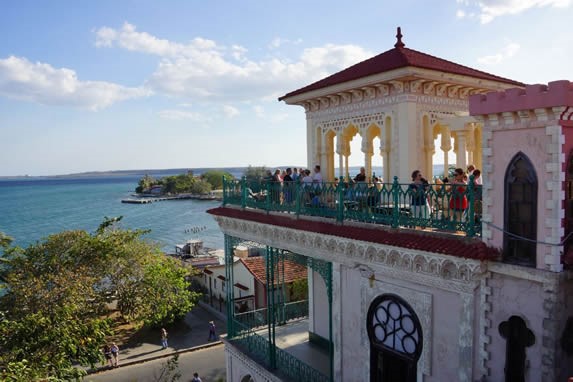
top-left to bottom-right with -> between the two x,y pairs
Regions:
0,222 -> 199,380
201,170 -> 234,190
243,165 -> 268,182
290,278 -> 308,301
136,174 -> 157,193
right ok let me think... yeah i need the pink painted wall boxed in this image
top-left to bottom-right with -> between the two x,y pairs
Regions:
487,271 -> 544,381
470,80 -> 573,115
487,128 -> 549,268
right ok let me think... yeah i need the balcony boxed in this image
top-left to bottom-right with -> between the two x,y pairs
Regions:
222,177 -> 482,237
228,301 -> 330,382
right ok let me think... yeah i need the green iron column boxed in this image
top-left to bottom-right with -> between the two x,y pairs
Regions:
224,235 -> 236,337
266,246 -> 277,369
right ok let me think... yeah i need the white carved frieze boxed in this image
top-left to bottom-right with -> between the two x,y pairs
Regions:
213,215 -> 487,290
375,84 -> 390,97
410,79 -> 425,94
436,84 -> 449,97
423,81 -> 438,95
390,80 -> 404,94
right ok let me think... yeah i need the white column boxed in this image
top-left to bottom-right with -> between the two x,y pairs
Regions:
455,131 -> 467,170
362,139 -> 373,181
441,128 -> 452,177
466,126 -> 475,166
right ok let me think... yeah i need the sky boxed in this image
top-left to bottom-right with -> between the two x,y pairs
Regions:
1,0 -> 572,176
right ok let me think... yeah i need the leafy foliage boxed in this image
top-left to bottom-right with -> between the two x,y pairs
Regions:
0,221 -> 199,380
243,165 -> 268,182
200,170 -> 234,190
135,174 -> 157,193
290,278 -> 308,301
135,171 -> 212,195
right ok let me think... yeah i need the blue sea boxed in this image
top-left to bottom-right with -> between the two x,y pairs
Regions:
0,165 -> 448,252
0,171 -> 242,252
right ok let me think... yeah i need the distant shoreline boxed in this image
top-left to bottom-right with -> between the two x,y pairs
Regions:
0,166 -> 296,180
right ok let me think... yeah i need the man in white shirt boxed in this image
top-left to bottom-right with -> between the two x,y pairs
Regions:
301,169 -> 313,185
312,165 -> 323,183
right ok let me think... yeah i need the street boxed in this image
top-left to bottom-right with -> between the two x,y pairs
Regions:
85,344 -> 226,382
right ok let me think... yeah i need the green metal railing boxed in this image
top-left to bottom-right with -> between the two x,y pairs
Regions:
231,331 -> 329,382
234,300 -> 310,330
223,176 -> 482,237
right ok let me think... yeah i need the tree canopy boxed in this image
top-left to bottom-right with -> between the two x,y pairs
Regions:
200,170 -> 234,190
135,171 -> 212,195
0,221 -> 199,381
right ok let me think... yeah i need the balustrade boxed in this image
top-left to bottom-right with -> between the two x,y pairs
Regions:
223,176 -> 482,237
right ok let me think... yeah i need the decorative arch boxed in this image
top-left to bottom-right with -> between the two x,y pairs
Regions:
503,152 -> 538,267
367,294 -> 423,382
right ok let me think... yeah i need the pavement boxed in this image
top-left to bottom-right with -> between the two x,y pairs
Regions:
87,302 -> 227,375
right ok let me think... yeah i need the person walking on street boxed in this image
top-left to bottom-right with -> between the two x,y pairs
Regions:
208,321 -> 217,341
160,327 -> 168,349
103,344 -> 113,367
110,343 -> 119,367
192,372 -> 203,382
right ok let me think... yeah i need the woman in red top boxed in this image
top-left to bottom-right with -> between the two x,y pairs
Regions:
449,168 -> 468,222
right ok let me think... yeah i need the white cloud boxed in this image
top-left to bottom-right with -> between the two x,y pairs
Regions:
477,42 -> 520,65
456,9 -> 466,18
458,0 -> 571,23
158,109 -> 210,122
268,37 -> 303,49
95,23 -> 373,102
223,105 -> 239,118
0,56 -> 149,110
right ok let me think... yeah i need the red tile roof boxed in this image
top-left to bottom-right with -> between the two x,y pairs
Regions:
208,207 -> 500,261
240,256 -> 308,285
279,45 -> 524,101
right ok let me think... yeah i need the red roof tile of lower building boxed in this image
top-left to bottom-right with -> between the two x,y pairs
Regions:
240,256 -> 308,285
208,207 -> 500,261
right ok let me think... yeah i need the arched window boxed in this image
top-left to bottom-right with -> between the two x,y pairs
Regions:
367,294 -> 423,382
240,375 -> 255,382
504,152 -> 538,266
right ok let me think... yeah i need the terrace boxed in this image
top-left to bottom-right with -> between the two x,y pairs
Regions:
222,176 -> 482,238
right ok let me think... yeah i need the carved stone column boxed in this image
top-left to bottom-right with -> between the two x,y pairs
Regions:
455,131 -> 467,170
441,128 -> 452,177
362,140 -> 374,180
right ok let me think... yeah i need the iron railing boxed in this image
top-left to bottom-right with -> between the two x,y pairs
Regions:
234,300 -> 310,330
223,176 -> 482,237
231,331 -> 329,382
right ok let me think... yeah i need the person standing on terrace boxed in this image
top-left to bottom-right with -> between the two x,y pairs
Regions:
283,168 -> 294,204
312,165 -> 323,184
354,167 -> 367,183
449,167 -> 468,223
409,170 -> 430,219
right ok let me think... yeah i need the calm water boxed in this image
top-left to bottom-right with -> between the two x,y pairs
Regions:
0,165 -> 448,252
0,174 -> 230,252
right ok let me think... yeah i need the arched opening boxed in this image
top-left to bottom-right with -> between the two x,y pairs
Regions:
365,123 -> 382,181
241,374 -> 255,382
503,152 -> 538,266
367,294 -> 423,382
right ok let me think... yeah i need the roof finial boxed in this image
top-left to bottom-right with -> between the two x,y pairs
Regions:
394,26 -> 405,48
